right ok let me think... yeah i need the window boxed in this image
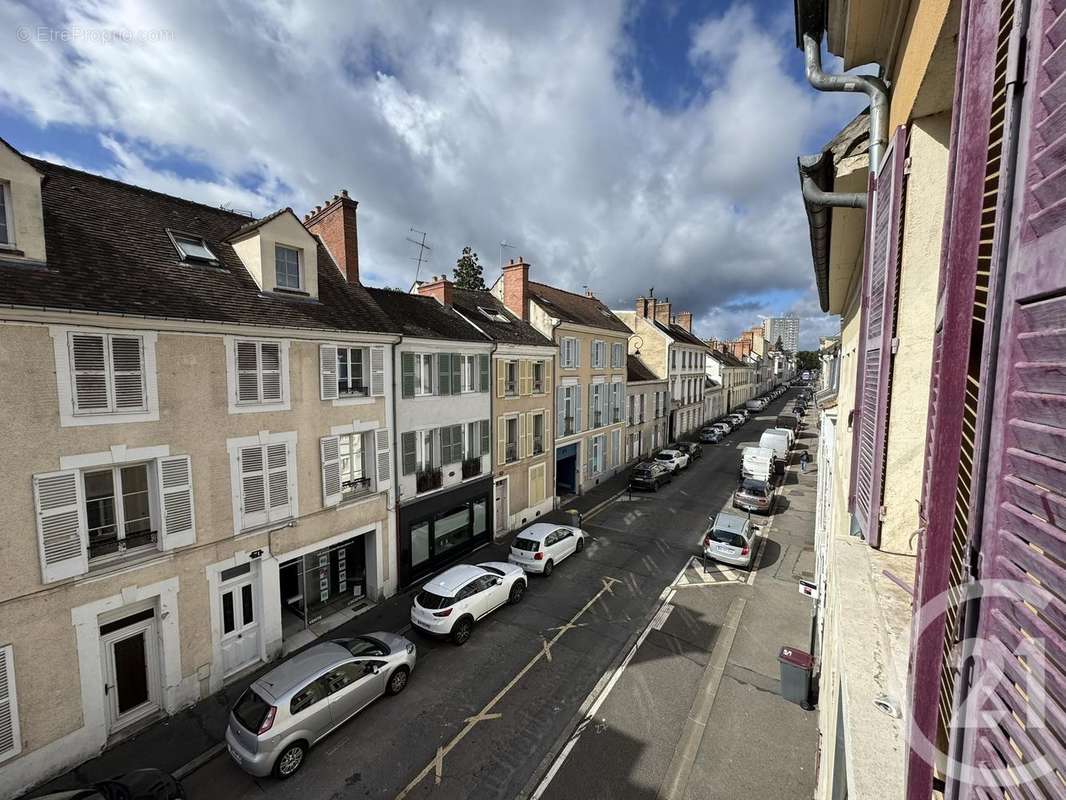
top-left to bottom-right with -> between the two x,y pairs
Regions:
461,355 -> 478,392
478,306 -> 510,323
235,340 -> 285,405
611,342 -> 624,369
611,382 -> 623,423
591,340 -> 606,369
532,361 -> 545,393
672,350 -> 677,369
291,680 -> 328,715
639,394 -> 646,423
590,383 -> 604,428
84,464 -> 155,561
333,432 -> 370,500
0,182 -> 12,246
0,645 -> 19,763
505,417 -> 519,462
333,346 -> 369,397
557,384 -> 580,436
434,505 -> 473,552
235,438 -> 294,530
169,231 -> 217,263
274,244 -> 301,290
532,413 -> 545,455
69,332 -> 147,415
416,354 -> 433,396
561,337 -> 579,368
441,424 -> 464,465
588,435 -> 605,475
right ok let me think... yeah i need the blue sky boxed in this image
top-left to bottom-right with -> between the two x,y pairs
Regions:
2,0 -> 864,348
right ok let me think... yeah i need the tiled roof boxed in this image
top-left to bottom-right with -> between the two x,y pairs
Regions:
2,158 -> 398,334
366,288 -> 487,342
627,354 -> 660,383
709,349 -> 747,368
527,282 -> 631,334
667,322 -> 709,348
450,288 -> 554,346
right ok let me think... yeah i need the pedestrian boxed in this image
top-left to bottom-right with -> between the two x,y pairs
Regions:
800,451 -> 810,473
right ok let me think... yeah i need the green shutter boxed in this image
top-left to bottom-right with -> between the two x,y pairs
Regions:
451,354 -> 461,393
479,354 -> 490,392
401,431 -> 417,474
480,419 -> 490,455
401,353 -> 415,398
437,353 -> 451,396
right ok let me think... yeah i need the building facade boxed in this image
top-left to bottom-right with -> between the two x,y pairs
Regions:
706,349 -> 755,411
763,312 -> 799,353
624,355 -> 669,461
703,378 -> 725,423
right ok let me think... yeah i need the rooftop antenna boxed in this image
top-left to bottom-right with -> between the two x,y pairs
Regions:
406,228 -> 431,285
500,240 -> 515,268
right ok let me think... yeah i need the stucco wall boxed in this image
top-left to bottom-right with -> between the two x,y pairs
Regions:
0,143 -> 47,262
888,0 -> 955,130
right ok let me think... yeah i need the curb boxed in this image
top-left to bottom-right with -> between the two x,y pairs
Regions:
173,742 -> 226,781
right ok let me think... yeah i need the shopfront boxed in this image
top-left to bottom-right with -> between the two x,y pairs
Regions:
279,534 -> 369,639
397,475 -> 493,587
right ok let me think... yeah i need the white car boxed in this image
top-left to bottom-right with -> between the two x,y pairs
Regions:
655,449 -> 690,473
410,563 -> 527,645
508,523 -> 587,575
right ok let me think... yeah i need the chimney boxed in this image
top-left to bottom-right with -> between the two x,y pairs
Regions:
673,311 -> 693,332
304,189 -> 360,285
502,256 -> 531,321
417,274 -> 454,307
654,297 -> 672,326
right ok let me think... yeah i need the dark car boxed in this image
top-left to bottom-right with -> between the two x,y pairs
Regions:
675,441 -> 703,461
34,769 -> 185,799
699,427 -> 722,444
629,461 -> 672,492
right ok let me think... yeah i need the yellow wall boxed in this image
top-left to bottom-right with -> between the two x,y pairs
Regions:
0,143 -> 47,263
888,0 -> 955,130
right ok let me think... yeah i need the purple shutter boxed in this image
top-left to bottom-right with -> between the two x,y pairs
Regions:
851,128 -> 907,547
955,0 -> 1066,794
848,172 -> 876,514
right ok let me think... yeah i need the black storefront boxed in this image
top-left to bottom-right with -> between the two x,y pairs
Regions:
397,475 -> 494,587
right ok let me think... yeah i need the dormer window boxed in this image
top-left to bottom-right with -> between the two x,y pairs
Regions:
275,244 -> 302,290
169,231 -> 217,263
0,181 -> 12,246
478,306 -> 510,323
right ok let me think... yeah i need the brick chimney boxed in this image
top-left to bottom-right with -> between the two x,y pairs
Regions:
304,190 -> 360,285
654,297 -> 672,326
502,257 -> 530,321
673,312 -> 693,332
417,274 -> 454,307
636,293 -> 658,320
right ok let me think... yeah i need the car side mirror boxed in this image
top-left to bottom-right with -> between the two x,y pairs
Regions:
366,664 -> 381,675
494,578 -> 503,586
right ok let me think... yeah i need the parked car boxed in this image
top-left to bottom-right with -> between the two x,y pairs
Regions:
411,563 -> 526,645
733,477 -> 776,515
699,427 -> 723,444
33,769 -> 186,800
655,449 -> 690,472
629,460 -> 674,491
712,419 -> 734,433
509,523 -> 587,575
226,634 -> 416,779
702,512 -> 757,568
675,441 -> 703,461
727,413 -> 746,427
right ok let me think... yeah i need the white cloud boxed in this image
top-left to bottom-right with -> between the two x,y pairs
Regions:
3,0 -> 860,338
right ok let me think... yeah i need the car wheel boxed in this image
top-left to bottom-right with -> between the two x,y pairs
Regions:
509,580 -> 526,604
543,559 -> 554,577
273,741 -> 307,779
451,617 -> 474,645
576,536 -> 585,553
386,665 -> 410,696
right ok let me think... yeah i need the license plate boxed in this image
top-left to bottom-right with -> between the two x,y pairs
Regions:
716,545 -> 734,554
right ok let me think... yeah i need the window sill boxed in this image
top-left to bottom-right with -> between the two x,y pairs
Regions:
236,516 -> 297,539
272,287 -> 311,297
86,547 -> 171,578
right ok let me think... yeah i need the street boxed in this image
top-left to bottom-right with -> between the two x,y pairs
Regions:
182,391 -> 817,800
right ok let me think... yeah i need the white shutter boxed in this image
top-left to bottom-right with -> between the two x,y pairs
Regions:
235,341 -> 261,403
33,470 -> 87,583
371,346 -> 386,396
110,336 -> 146,410
0,645 -> 20,763
238,445 -> 268,529
266,442 -> 291,517
374,428 -> 392,488
320,345 -> 339,401
260,343 -> 283,402
320,435 -> 342,506
158,455 -> 195,549
70,333 -> 109,413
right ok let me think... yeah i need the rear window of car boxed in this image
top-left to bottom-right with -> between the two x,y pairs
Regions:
416,590 -> 454,610
710,530 -> 747,547
740,479 -> 769,495
512,537 -> 540,552
233,688 -> 272,733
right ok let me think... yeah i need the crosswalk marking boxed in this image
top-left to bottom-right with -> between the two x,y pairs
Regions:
673,555 -> 748,587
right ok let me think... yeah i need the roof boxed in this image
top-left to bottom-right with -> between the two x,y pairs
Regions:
225,207 -> 293,240
711,511 -> 749,534
366,288 -> 487,342
661,320 -> 709,348
255,641 -> 351,699
449,288 -> 553,346
516,522 -> 573,541
2,158 -> 398,334
709,349 -> 747,368
424,564 -> 486,594
527,282 -> 631,334
705,377 -> 721,388
627,354 -> 660,383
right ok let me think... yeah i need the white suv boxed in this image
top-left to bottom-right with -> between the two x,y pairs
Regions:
655,449 -> 690,473
410,563 -> 527,645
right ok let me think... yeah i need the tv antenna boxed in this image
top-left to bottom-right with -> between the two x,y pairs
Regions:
406,228 -> 431,284
500,240 -> 515,267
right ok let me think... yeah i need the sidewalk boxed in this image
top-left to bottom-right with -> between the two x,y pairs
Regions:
24,467 -> 635,797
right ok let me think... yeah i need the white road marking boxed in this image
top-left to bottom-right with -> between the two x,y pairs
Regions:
463,712 -> 502,724
542,638 -> 554,662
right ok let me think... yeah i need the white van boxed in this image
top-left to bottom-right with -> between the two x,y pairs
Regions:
767,426 -> 795,449
759,430 -> 791,473
745,399 -> 765,411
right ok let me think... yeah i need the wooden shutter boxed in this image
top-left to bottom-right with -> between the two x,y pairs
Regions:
556,387 -> 565,436
33,469 -> 87,583
440,425 -> 453,465
0,646 -> 20,763
70,333 -> 109,412
575,385 -> 582,432
543,408 -> 551,452
497,417 -> 507,465
852,128 -> 908,547
401,352 -> 416,398
238,445 -> 268,528
320,435 -> 342,506
260,343 -> 282,401
370,346 -> 386,396
320,345 -> 339,401
519,360 -> 531,395
438,353 -> 452,396
497,360 -> 506,398
236,341 -> 260,403
266,442 -> 290,517
110,336 -> 146,410
158,455 -> 195,549
479,354 -> 490,391
401,432 -> 417,475
612,429 -> 621,468
543,359 -> 552,394
450,354 -> 461,396
375,428 -> 392,487
480,419 -> 491,456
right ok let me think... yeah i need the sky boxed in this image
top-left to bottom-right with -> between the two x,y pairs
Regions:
1,0 -> 869,349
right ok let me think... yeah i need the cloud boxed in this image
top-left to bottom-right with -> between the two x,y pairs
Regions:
2,0 -> 859,340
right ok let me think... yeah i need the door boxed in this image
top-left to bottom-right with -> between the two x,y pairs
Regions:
552,529 -> 577,560
321,661 -> 385,725
494,479 -> 508,533
220,574 -> 260,676
101,615 -> 160,732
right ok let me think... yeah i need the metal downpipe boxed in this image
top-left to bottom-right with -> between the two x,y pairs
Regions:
800,173 -> 867,209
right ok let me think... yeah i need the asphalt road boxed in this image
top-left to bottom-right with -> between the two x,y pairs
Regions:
182,390 -> 813,800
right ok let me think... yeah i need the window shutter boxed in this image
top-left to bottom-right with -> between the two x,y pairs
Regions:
575,385 -> 582,432
440,425 -> 453,465
320,345 -> 339,401
556,387 -> 565,435
612,429 -> 620,469
158,455 -> 195,549
260,343 -> 283,402
479,354 -> 490,392
320,436 -> 342,506
480,419 -> 491,456
374,428 -> 392,488
438,353 -> 452,396
497,360 -> 506,398
70,333 -> 109,412
575,339 -> 582,368
543,407 -> 551,449
401,352 -> 416,398
519,361 -> 531,395
370,346 -> 386,396
450,354 -> 461,396
519,413 -> 528,459
236,341 -> 260,403
110,336 -> 146,410
0,646 -> 20,763
266,442 -> 291,516
543,359 -> 552,394
238,445 -> 268,529
33,469 -> 87,583
497,417 -> 507,466
401,432 -> 417,475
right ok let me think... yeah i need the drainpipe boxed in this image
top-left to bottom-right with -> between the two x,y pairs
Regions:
800,172 -> 867,209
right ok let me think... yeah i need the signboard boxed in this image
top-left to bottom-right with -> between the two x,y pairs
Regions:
798,579 -> 818,599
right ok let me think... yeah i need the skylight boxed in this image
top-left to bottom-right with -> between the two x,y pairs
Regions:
479,306 -> 511,323
169,231 -> 218,263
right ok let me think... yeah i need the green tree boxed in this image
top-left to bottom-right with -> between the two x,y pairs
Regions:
796,351 -> 820,371
774,336 -> 784,352
453,246 -> 486,290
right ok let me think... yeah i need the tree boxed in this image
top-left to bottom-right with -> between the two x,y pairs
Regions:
796,351 -> 820,371
453,246 -> 485,290
775,336 -> 784,352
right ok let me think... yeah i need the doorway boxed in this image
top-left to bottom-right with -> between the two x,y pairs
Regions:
494,478 -> 509,533
99,608 -> 161,734
556,443 -> 578,496
218,562 -> 261,677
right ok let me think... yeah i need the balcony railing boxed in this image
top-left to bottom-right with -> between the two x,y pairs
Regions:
89,528 -> 158,560
562,415 -> 575,436
505,443 -> 518,463
505,381 -> 518,396
341,476 -> 373,500
416,468 -> 443,494
532,435 -> 544,455
592,412 -> 603,429
462,457 -> 482,479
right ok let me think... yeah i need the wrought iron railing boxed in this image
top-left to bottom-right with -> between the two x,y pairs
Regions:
462,457 -> 482,479
89,528 -> 158,560
416,468 -> 443,493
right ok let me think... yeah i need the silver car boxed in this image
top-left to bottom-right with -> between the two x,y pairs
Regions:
702,511 -> 757,568
225,633 -> 416,779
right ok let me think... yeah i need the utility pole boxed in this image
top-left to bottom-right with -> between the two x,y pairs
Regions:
406,228 -> 431,285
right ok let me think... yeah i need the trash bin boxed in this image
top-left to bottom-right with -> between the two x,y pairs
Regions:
567,508 -> 582,529
778,646 -> 813,708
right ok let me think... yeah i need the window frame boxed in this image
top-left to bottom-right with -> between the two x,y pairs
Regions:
504,416 -> 520,463
0,180 -> 13,249
274,243 -> 303,291
531,360 -> 545,393
166,229 -> 218,264
337,346 -> 370,398
414,353 -> 434,396
337,431 -> 371,500
461,354 -> 478,393
231,338 -> 288,411
82,462 -> 157,564
531,412 -> 546,455
505,361 -> 519,396
228,432 -> 298,534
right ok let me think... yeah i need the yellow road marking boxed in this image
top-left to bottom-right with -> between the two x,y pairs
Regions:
394,576 -> 621,799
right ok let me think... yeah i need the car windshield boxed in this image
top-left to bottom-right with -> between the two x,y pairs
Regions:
740,480 -> 768,496
655,453 -> 672,460
512,537 -> 539,552
416,589 -> 454,610
710,529 -> 747,547
342,636 -> 389,657
480,565 -> 504,576
233,688 -> 272,733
